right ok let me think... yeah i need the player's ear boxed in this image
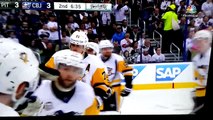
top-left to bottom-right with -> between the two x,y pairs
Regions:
15,82 -> 29,100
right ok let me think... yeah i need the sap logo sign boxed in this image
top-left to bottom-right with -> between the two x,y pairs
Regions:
156,64 -> 189,81
132,65 -> 146,79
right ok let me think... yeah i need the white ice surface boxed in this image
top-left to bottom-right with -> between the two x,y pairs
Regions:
101,88 -> 196,115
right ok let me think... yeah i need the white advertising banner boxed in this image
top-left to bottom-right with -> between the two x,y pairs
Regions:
122,62 -> 195,85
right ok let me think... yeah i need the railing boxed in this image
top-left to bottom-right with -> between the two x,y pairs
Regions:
152,30 -> 162,49
128,8 -> 132,27
170,43 -> 180,61
142,20 -> 146,35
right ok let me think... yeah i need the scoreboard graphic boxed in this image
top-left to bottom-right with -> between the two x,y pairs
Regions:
0,1 -> 112,11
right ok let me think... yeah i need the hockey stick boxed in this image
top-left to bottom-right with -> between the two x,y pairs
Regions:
119,96 -> 125,114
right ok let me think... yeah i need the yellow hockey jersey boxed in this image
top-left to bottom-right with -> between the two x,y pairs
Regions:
98,53 -> 133,87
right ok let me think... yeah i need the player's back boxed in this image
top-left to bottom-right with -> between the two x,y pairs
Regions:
0,103 -> 19,116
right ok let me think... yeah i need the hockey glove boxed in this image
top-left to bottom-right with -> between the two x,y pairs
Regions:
21,96 -> 44,116
121,87 -> 132,97
94,87 -> 114,100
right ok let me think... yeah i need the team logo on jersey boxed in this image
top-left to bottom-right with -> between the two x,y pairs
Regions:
22,2 -> 31,9
44,102 -> 54,111
107,67 -> 114,76
20,52 -> 29,63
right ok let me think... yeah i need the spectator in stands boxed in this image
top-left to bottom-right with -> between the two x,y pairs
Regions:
148,7 -> 162,37
175,0 -> 182,7
19,25 -> 34,47
7,30 -> 19,43
130,41 -> 141,56
47,13 -> 61,48
94,37 -> 100,44
37,24 -> 50,38
131,0 -> 141,24
160,0 -> 171,12
99,31 -> 107,40
90,11 -> 101,31
201,0 -> 213,17
87,27 -> 97,41
177,0 -> 186,18
208,17 -> 213,25
142,39 -> 155,56
113,0 -> 129,25
151,47 -> 166,63
121,19 -> 132,34
137,33 -> 146,53
112,25 -> 125,47
130,25 -> 141,43
100,10 -> 111,37
81,16 -> 91,29
100,10 -> 111,27
61,31 -> 70,50
79,23 -> 88,34
106,22 -> 117,39
78,12 -> 89,22
188,19 -> 196,31
65,23 -> 73,36
161,4 -> 179,53
120,33 -> 133,53
67,15 -> 79,33
194,12 -> 205,29
199,16 -> 212,30
179,16 -> 186,33
122,50 -> 132,64
137,49 -> 152,63
90,22 -> 98,35
29,39 -> 40,53
185,28 -> 195,61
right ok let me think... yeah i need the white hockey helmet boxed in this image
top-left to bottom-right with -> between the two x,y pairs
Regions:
69,31 -> 89,47
0,38 -> 39,107
86,42 -> 99,54
193,30 -> 212,43
52,50 -> 85,74
99,40 -> 114,50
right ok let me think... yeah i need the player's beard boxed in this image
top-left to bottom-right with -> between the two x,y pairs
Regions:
57,76 -> 76,89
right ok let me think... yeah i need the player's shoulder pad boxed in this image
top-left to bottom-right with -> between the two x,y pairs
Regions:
34,80 -> 51,92
87,54 -> 106,68
112,53 -> 124,62
75,81 -> 95,100
76,81 -> 94,94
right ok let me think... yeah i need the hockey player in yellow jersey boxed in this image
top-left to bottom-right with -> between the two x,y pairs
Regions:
191,30 -> 212,112
21,50 -> 98,116
45,31 -> 113,114
0,38 -> 40,116
98,40 -> 133,113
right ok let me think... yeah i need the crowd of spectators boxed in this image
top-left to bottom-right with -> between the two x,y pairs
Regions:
0,0 -> 212,65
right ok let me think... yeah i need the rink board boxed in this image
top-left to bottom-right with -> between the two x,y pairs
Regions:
121,62 -> 197,90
